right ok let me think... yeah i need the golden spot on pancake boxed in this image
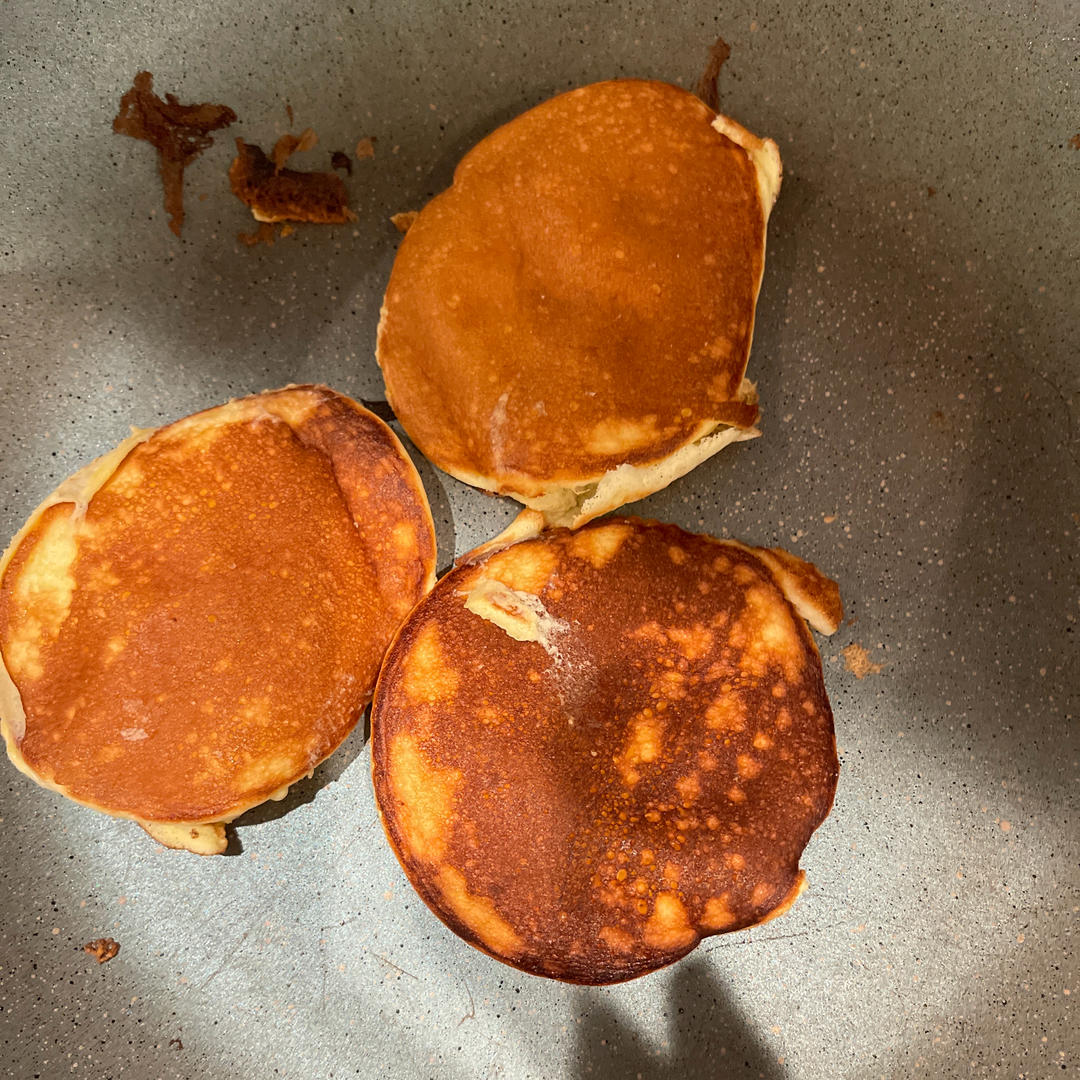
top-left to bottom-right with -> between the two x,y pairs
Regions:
733,563 -> 757,586
642,891 -> 696,950
402,622 -> 459,703
701,895 -> 737,931
598,925 -> 635,954
616,711 -> 664,786
639,848 -> 655,867
727,786 -> 746,804
483,542 -> 558,594
387,733 -> 461,862
569,521 -> 631,569
751,882 -> 774,908
705,695 -> 746,733
667,545 -> 687,565
238,696 -> 273,725
652,669 -> 686,702
676,772 -> 700,805
85,562 -> 121,593
630,621 -> 667,647
733,585 -> 802,680
662,862 -> 681,887
477,705 -> 508,727
728,852 -> 746,871
391,519 -> 419,562
436,865 -> 523,956
584,416 -> 662,456
736,754 -> 763,780
753,731 -> 773,751
667,624 -> 713,661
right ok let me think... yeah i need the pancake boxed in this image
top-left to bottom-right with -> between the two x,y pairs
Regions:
371,517 -> 841,984
376,79 -> 782,528
0,385 -> 436,854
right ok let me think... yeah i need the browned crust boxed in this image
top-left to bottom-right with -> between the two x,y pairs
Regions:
376,79 -> 779,508
0,385 -> 435,830
229,140 -> 356,224
371,518 -> 838,983
112,71 -> 236,237
111,70 -> 234,237
83,938 -> 120,963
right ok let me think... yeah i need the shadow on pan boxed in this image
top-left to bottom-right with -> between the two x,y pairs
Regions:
572,957 -> 782,1080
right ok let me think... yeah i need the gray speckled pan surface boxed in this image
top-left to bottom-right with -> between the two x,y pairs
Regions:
1,1 -> 1077,1077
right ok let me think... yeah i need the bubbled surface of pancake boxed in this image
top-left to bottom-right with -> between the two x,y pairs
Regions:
372,519 -> 838,984
377,80 -> 770,502
0,386 -> 435,824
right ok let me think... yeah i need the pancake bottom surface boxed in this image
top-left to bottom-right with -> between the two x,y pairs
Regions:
376,79 -> 780,526
0,385 -> 436,850
372,518 -> 840,983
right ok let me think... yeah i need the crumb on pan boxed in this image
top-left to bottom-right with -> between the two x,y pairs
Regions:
83,938 -> 120,964
391,210 -> 419,234
694,36 -> 732,112
355,136 -> 376,160
229,138 -> 356,224
237,222 -> 281,247
841,643 -> 883,678
331,150 -> 353,175
112,71 -> 237,237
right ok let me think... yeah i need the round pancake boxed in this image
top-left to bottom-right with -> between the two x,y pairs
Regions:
371,517 -> 841,984
0,385 -> 436,854
376,79 -> 782,528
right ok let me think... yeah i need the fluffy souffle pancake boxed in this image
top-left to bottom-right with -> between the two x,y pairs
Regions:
376,79 -> 782,528
372,517 -> 841,984
0,386 -> 435,854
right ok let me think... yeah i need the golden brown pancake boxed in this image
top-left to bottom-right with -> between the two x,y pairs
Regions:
0,385 -> 436,854
376,79 -> 782,528
371,516 -> 840,984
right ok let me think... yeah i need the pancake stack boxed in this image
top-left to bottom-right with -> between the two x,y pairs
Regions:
0,386 -> 435,853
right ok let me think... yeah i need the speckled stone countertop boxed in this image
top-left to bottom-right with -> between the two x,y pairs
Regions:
1,1 -> 1076,1077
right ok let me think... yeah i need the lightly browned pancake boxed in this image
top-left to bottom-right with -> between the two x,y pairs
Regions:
376,79 -> 782,529
372,516 -> 841,984
0,386 -> 436,854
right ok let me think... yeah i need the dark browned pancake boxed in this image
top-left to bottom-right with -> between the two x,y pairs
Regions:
371,517 -> 841,984
0,386 -> 435,854
376,79 -> 782,528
